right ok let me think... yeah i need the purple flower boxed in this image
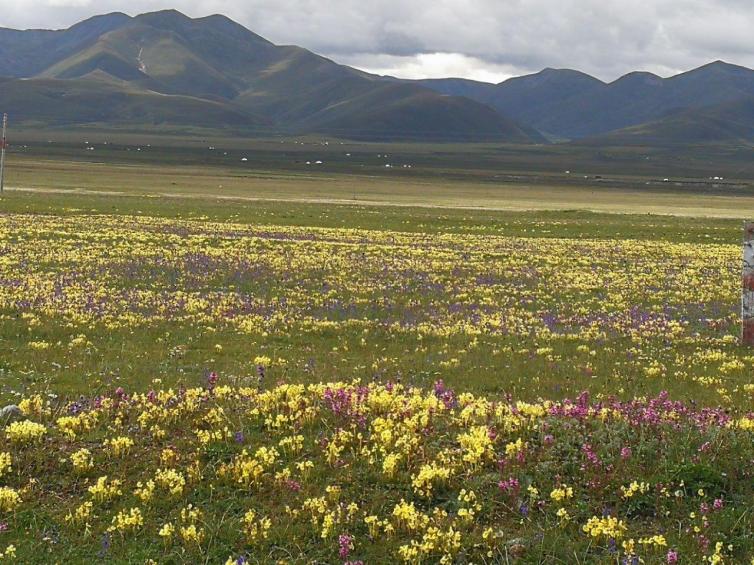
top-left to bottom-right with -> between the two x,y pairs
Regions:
666,549 -> 679,564
498,477 -> 520,493
338,534 -> 353,559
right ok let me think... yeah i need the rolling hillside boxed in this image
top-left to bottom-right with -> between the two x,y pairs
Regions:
419,62 -> 754,141
0,10 -> 539,142
581,97 -> 754,146
1,9 -> 753,143
0,76 -> 267,130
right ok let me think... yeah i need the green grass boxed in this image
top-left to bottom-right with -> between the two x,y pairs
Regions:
2,145 -> 754,564
0,186 -> 747,408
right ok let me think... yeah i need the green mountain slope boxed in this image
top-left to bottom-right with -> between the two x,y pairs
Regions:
581,97 -> 754,146
5,9 -> 752,144
0,77 -> 267,130
0,10 -> 540,142
419,62 -> 754,140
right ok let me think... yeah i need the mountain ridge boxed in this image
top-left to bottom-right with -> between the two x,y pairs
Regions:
418,60 -> 754,141
0,9 -> 539,142
0,10 -> 753,144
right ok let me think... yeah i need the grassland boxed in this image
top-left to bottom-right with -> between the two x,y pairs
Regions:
1,139 -> 754,563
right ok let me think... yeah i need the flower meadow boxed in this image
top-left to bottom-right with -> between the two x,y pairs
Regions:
2,378 -> 754,563
1,209 -> 754,563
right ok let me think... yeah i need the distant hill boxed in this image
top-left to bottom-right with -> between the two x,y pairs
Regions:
0,10 -> 540,142
0,76 -> 268,130
1,10 -> 753,144
580,97 -> 754,146
419,62 -> 754,141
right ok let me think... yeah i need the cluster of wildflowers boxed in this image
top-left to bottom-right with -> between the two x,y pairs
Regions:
2,211 -> 754,561
1,213 -> 748,410
0,379 -> 751,561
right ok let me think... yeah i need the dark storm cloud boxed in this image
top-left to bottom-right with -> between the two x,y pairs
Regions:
0,0 -> 752,82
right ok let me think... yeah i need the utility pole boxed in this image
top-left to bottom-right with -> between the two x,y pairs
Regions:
744,221 -> 754,345
0,114 -> 7,194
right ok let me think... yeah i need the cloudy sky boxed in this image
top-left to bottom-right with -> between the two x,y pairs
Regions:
0,0 -> 752,83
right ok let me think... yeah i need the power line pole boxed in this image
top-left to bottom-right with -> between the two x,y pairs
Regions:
0,114 -> 7,194
744,221 -> 754,345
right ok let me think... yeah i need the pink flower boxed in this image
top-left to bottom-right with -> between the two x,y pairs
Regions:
338,534 -> 353,559
498,477 -> 520,493
666,549 -> 678,564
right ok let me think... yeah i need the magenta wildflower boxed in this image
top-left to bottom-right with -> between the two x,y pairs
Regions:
338,534 -> 353,559
498,477 -> 520,493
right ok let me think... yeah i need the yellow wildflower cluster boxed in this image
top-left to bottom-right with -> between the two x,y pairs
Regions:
70,448 -> 94,472
154,468 -> 186,496
219,447 -> 279,487
621,481 -> 651,499
0,487 -> 21,512
458,425 -> 494,465
87,476 -> 123,503
104,436 -> 135,458
179,505 -> 205,545
550,485 -> 574,502
242,509 -> 271,541
108,507 -> 144,535
5,420 -> 46,445
0,545 -> 16,561
412,461 -> 452,497
582,515 -> 628,540
0,453 -> 11,479
0,374 -> 752,561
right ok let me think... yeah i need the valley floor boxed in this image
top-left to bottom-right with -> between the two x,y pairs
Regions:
1,145 -> 754,563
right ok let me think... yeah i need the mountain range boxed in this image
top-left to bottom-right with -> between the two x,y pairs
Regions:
0,9 -> 753,145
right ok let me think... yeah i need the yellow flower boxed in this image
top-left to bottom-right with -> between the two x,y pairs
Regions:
582,515 -> 627,540
108,507 -> 144,535
158,522 -> 175,539
70,448 -> 93,472
87,476 -> 122,503
411,462 -> 451,497
65,501 -> 93,525
0,487 -> 21,512
104,436 -> 135,458
5,420 -> 46,444
621,481 -> 651,499
242,509 -> 271,541
154,468 -> 186,496
0,453 -> 11,479
550,485 -> 574,502
0,545 -> 17,561
180,524 -> 205,545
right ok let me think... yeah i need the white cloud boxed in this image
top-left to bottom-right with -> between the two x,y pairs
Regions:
336,53 -> 521,83
45,0 -> 93,6
0,0 -> 751,81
